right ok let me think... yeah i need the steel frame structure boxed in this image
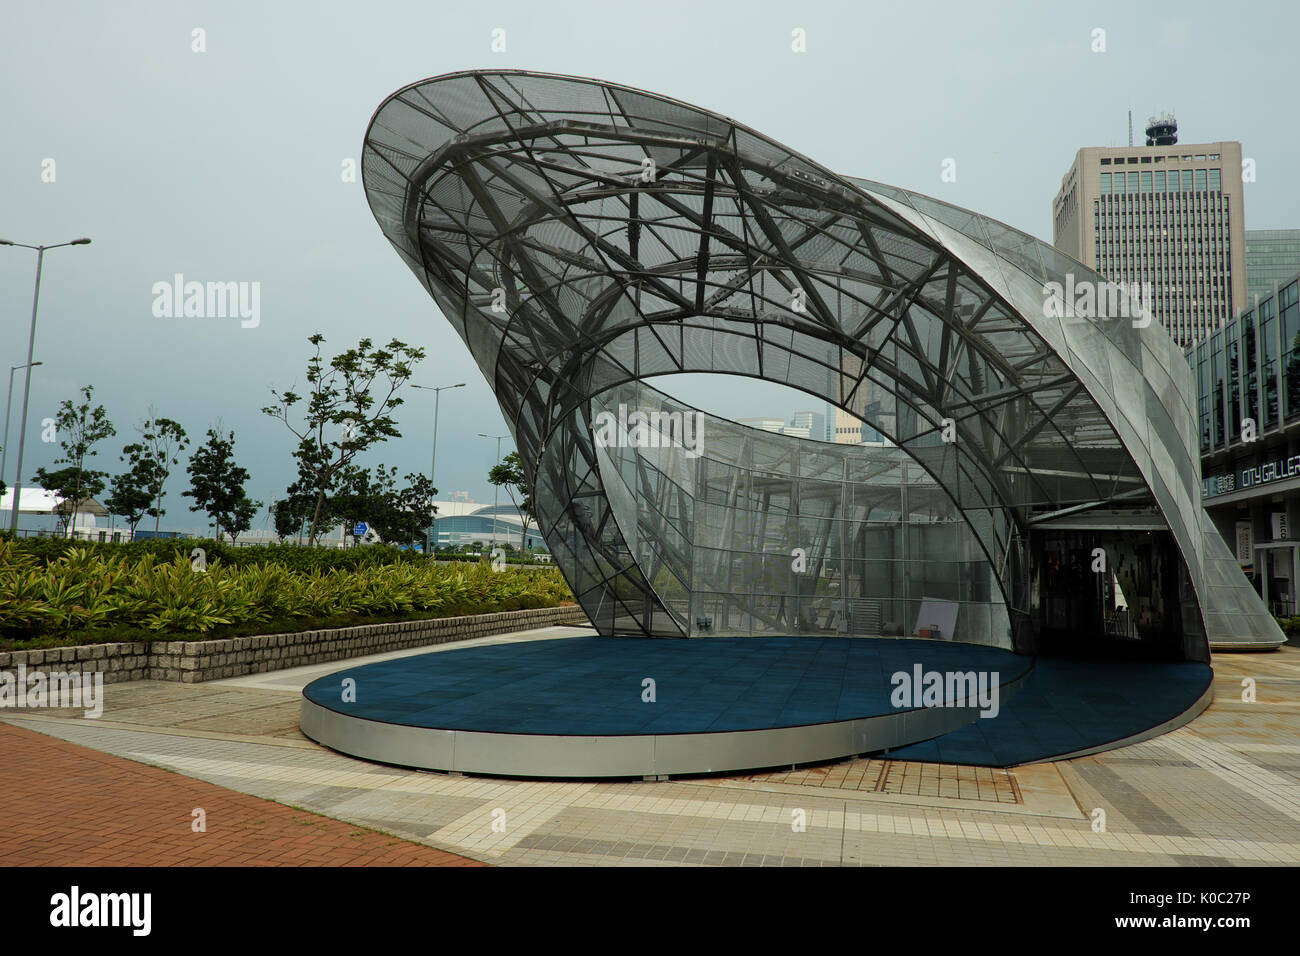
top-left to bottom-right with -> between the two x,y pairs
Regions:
363,70 -> 1282,654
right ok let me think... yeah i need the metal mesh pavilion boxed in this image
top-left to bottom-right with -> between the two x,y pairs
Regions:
362,70 -> 1283,656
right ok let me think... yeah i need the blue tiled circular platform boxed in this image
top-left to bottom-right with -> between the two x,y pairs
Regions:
885,657 -> 1214,767
300,637 -> 1033,778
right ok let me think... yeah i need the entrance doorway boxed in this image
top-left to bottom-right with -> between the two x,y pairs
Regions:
1030,529 -> 1184,659
1258,543 -> 1299,618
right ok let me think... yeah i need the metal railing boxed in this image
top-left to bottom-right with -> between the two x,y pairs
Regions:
1269,599 -> 1296,619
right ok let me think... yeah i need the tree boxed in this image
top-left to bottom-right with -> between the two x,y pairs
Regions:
272,455 -> 325,542
225,494 -> 260,543
31,385 -> 116,537
104,461 -> 156,537
271,497 -> 309,542
369,467 -> 437,547
121,412 -> 189,534
183,426 -> 262,541
327,464 -> 437,548
488,450 -> 535,552
328,462 -> 378,544
31,466 -> 107,536
262,334 -> 424,546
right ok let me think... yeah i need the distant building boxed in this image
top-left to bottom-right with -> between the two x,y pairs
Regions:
831,406 -> 885,444
0,488 -> 120,541
1052,116 -> 1246,347
789,410 -> 826,443
429,502 -> 546,550
738,413 -> 823,442
1186,272 -> 1300,614
1245,229 -> 1300,305
737,417 -> 784,433
429,498 -> 483,519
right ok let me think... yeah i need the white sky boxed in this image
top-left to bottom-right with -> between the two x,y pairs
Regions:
2,0 -> 1296,533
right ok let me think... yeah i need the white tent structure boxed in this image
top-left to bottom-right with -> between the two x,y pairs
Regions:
0,487 -> 116,540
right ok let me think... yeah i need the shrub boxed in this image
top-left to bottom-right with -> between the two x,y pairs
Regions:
0,538 -> 573,646
1274,615 -> 1300,637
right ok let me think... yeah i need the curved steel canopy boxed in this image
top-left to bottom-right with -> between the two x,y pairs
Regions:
362,69 -> 1282,654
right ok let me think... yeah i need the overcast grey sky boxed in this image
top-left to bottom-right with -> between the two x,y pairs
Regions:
3,0 -> 1297,534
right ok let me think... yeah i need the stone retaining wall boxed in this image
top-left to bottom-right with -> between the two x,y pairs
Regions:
0,604 -> 590,684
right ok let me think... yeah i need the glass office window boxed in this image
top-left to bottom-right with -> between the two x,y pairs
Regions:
1262,299 -> 1279,426
1211,331 -> 1226,447
1209,168 -> 1221,191
1100,172 -> 1111,194
1227,334 -> 1241,441
1154,170 -> 1165,191
1282,282 -> 1299,343
1243,314 -> 1259,430
1195,169 -> 1207,191
1197,343 -> 1211,450
1128,171 -> 1138,192
1182,170 -> 1194,191
1140,170 -> 1152,193
1282,286 -> 1300,421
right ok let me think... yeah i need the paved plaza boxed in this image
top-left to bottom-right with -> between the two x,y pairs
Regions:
0,721 -> 482,867
3,625 -> 1298,867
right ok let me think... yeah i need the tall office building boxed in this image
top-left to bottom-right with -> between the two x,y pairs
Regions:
1246,229 -> 1300,305
831,407 -> 885,444
790,410 -> 826,443
1052,115 -> 1246,347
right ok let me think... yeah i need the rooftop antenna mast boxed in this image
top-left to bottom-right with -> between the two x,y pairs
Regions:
1128,109 -> 1133,147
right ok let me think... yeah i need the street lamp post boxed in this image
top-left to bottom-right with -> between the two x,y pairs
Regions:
478,432 -> 508,552
412,382 -> 465,554
3,361 -> 43,498
0,237 -> 91,534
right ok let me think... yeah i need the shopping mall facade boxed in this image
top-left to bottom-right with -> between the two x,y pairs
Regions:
1191,275 -> 1300,616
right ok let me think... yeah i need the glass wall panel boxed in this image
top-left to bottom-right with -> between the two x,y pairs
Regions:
1243,314 -> 1259,431
1211,331 -> 1225,447
1197,343 -> 1211,450
1281,286 -> 1300,421
1227,334 -> 1240,441
1262,299 -> 1279,427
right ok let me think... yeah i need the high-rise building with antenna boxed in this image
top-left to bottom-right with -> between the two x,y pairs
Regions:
1052,114 -> 1246,346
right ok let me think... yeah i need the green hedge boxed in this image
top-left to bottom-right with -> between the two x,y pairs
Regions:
2,536 -> 433,571
2,537 -> 550,570
1274,615 -> 1300,637
0,539 -> 574,648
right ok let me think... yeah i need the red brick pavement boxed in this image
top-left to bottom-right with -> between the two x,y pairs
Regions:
0,722 -> 486,866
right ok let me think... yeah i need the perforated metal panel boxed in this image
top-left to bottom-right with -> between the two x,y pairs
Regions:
363,70 -> 1282,654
